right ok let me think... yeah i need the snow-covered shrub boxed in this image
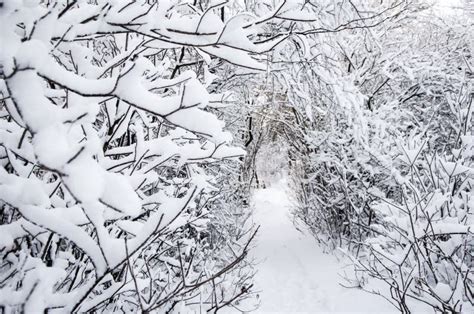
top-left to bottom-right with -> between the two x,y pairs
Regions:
0,0 -> 278,311
279,1 -> 473,311
354,125 -> 474,312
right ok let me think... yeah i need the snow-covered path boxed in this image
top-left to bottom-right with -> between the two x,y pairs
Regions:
251,178 -> 396,313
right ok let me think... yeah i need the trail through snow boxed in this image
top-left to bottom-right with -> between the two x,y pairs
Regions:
250,178 -> 396,313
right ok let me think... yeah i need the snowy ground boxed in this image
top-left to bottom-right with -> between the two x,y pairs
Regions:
250,178 -> 397,313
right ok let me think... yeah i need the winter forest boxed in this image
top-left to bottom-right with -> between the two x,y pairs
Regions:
0,0 -> 473,313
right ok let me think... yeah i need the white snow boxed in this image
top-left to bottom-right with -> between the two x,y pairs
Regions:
250,178 -> 397,313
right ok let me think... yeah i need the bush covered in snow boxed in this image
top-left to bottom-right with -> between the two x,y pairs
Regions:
286,3 -> 474,312
0,0 -> 278,311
